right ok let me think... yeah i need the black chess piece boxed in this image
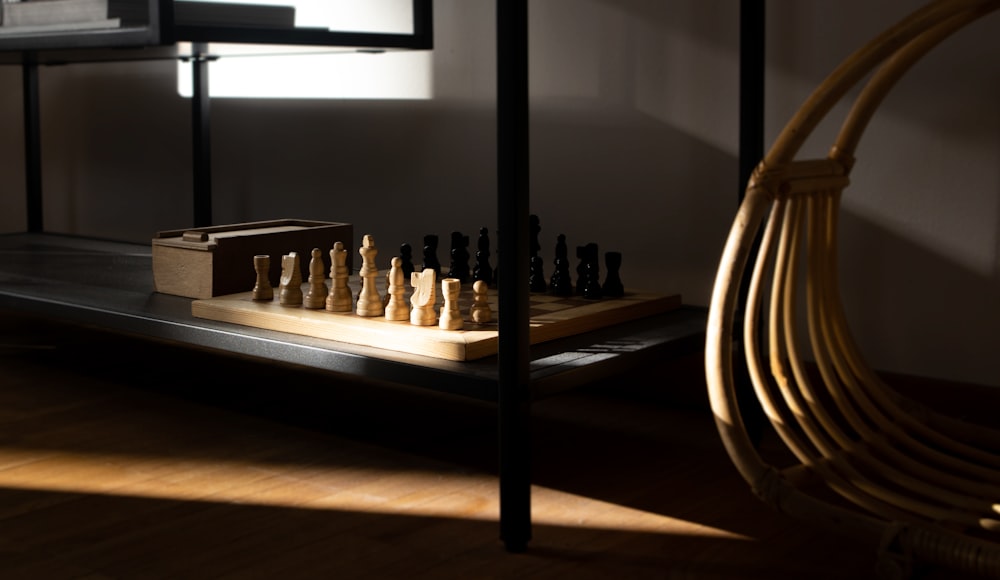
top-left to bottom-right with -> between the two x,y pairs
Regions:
493,229 -> 500,290
422,234 -> 440,275
472,226 -> 493,286
602,251 -> 624,297
529,214 -> 542,258
581,243 -> 602,300
400,243 -> 415,278
447,231 -> 470,284
529,215 -> 547,292
529,255 -> 547,292
549,233 -> 573,296
575,245 -> 587,296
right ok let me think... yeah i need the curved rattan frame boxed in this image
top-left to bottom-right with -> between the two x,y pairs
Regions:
705,0 -> 1000,577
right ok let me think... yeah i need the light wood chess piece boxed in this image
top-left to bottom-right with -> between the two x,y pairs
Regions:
252,254 -> 273,301
325,241 -> 352,312
470,279 -> 492,324
278,252 -> 302,306
356,234 -> 384,317
409,268 -> 436,326
385,256 -> 409,321
303,248 -> 328,309
439,277 -> 463,331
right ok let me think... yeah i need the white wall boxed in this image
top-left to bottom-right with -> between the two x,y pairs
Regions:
764,1 -> 1000,387
0,0 -> 997,386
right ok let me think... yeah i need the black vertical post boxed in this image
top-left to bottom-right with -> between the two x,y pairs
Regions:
737,0 -> 767,445
411,0 -> 434,49
739,0 -> 765,199
191,45 -> 213,227
23,58 -> 43,233
496,0 -> 531,553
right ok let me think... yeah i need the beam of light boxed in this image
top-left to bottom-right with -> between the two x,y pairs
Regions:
175,0 -> 431,99
0,447 -> 749,539
177,50 -> 433,100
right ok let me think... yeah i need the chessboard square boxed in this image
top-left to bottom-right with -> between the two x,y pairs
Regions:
529,295 -> 562,303
531,301 -> 573,312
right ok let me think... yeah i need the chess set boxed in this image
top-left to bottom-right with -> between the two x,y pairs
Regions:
189,218 -> 682,362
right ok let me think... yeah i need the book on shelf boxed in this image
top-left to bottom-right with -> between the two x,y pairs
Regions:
0,0 -> 146,32
3,0 -> 109,27
174,1 -> 296,29
0,16 -> 119,34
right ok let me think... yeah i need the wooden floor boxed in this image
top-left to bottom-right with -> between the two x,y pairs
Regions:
0,313 -> 981,579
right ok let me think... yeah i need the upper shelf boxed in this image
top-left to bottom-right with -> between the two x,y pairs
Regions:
0,0 -> 433,64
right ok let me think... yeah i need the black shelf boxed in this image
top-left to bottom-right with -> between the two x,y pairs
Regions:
0,27 -> 161,56
0,41 -> 407,66
0,233 -> 706,402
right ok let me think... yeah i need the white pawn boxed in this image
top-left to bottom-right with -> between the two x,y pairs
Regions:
439,278 -> 463,331
326,241 -> 352,312
470,279 -> 492,324
303,248 -> 328,309
409,268 -> 437,326
385,257 -> 409,321
356,234 -> 384,317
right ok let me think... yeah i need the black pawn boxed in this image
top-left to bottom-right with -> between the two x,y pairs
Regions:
472,227 -> 493,286
549,234 -> 573,296
581,243 -> 602,300
529,214 -> 542,258
602,251 -> 624,297
422,234 -> 441,275
530,256 -> 547,293
400,243 -> 415,278
529,215 -> 547,292
447,231 -> 471,284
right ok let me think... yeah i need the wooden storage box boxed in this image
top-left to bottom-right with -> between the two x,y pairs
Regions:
152,219 -> 353,299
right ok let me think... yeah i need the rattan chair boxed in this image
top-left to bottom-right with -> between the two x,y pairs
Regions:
705,0 -> 1000,577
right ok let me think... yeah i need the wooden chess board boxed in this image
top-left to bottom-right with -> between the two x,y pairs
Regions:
192,277 -> 681,361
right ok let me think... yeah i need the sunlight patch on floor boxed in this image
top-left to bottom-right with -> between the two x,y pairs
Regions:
0,447 -> 749,540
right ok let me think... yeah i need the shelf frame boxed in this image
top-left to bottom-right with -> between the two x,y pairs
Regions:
0,0 -> 769,558
11,0 -> 434,232
496,0 -> 532,553
0,0 -> 432,56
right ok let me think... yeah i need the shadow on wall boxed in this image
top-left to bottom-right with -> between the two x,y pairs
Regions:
590,0 -> 740,53
529,99 -> 737,307
207,98 -> 498,266
208,96 -> 737,307
6,60 -> 191,241
756,1 -> 1000,389
837,207 -> 999,388
0,0 -> 745,307
2,58 -> 738,309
